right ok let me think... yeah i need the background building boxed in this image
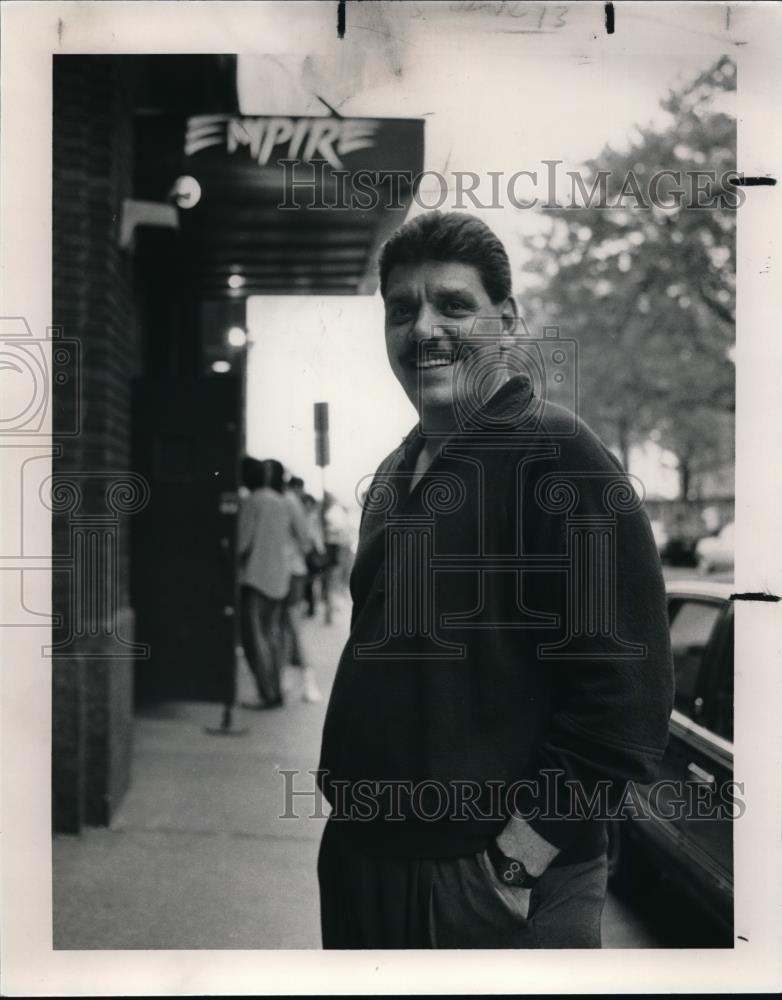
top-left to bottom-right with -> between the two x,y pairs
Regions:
51,54 -> 423,832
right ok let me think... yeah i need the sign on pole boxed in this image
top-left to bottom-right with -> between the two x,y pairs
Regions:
314,402 -> 330,468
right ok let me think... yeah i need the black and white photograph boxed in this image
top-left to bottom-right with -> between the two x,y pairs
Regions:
1,1 -> 781,994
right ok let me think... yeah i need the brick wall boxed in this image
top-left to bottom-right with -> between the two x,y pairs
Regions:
52,57 -> 141,832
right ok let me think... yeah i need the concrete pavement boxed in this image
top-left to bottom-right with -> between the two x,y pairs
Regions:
53,592 -> 659,949
53,598 -> 345,950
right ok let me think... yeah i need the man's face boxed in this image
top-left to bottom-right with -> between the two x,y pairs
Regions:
383,260 -> 515,426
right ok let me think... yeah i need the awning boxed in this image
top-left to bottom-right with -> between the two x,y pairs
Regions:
135,111 -> 425,298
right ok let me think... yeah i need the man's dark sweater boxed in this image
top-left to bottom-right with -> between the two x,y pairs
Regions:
318,374 -> 674,864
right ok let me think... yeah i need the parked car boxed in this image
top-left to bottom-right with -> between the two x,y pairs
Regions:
659,534 -> 699,568
696,521 -> 735,575
608,579 -> 734,941
657,507 -> 708,568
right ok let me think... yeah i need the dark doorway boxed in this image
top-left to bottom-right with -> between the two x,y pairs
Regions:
131,374 -> 240,702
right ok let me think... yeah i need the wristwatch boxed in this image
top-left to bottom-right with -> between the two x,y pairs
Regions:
486,839 -> 540,888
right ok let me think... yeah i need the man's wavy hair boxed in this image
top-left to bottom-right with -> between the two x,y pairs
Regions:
241,456 -> 266,491
262,459 -> 285,494
378,211 -> 512,305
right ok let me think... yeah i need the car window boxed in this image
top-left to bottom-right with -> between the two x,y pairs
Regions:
668,598 -> 723,719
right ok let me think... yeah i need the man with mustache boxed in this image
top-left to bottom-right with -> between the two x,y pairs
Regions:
317,211 -> 673,949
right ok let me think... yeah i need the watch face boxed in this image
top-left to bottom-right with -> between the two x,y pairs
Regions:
502,858 -> 527,884
487,841 -> 535,887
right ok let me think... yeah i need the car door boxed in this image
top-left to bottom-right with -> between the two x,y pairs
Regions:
653,594 -> 734,930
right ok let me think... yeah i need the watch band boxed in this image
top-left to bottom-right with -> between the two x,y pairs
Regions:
486,839 -> 540,888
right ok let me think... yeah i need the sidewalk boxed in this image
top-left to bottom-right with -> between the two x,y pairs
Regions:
53,600 -> 348,950
53,592 -> 657,950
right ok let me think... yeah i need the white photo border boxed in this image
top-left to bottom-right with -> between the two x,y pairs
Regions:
1,1 -> 780,994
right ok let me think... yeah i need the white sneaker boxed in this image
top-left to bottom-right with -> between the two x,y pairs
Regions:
301,669 -> 322,703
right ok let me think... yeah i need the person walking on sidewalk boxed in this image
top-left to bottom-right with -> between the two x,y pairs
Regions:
237,457 -> 290,710
320,492 -> 351,625
317,211 -> 673,949
302,492 -> 328,618
281,475 -> 322,703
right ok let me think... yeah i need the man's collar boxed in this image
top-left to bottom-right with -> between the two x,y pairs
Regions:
480,372 -> 535,423
399,373 -> 535,468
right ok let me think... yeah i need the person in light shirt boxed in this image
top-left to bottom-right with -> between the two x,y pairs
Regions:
321,492 -> 353,624
280,475 -> 322,703
237,457 -> 291,709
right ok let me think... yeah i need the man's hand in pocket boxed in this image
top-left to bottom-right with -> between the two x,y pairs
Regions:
477,849 -> 533,919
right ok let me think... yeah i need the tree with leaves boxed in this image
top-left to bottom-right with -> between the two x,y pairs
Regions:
521,57 -> 736,501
